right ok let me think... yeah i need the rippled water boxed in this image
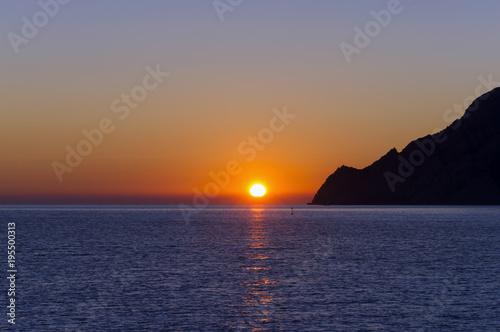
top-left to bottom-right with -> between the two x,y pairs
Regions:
1,205 -> 500,331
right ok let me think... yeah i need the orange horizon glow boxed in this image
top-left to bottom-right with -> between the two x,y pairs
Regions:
2,2 -> 499,205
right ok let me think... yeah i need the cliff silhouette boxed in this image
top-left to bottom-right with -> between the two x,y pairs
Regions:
310,87 -> 500,205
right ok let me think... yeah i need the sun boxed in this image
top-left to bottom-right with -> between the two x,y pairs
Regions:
249,184 -> 266,197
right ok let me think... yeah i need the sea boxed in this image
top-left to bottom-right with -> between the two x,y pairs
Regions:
1,205 -> 499,331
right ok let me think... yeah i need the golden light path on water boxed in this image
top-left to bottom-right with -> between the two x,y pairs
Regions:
231,208 -> 281,330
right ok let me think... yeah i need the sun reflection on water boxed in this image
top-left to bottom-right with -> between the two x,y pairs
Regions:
231,208 -> 282,331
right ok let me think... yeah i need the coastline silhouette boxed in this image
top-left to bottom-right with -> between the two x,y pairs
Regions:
310,88 -> 500,205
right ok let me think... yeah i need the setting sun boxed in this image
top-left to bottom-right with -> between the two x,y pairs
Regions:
249,184 -> 266,197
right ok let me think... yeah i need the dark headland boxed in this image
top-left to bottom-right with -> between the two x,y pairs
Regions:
310,87 -> 500,205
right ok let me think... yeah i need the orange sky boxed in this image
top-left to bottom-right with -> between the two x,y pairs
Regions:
1,1 -> 500,204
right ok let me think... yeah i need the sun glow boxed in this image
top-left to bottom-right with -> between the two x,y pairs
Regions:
249,184 -> 266,197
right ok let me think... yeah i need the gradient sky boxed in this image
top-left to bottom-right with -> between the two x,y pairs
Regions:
1,0 -> 500,204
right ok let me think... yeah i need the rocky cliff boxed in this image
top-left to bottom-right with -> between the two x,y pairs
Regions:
310,88 -> 500,205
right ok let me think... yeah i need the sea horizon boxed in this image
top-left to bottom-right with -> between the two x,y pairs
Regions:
3,1 -> 500,330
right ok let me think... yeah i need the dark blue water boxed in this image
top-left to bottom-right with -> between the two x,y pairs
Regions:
1,206 -> 499,331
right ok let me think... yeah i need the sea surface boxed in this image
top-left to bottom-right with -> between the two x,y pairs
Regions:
1,205 -> 499,331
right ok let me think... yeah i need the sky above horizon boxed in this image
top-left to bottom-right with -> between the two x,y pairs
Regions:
1,0 -> 500,204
